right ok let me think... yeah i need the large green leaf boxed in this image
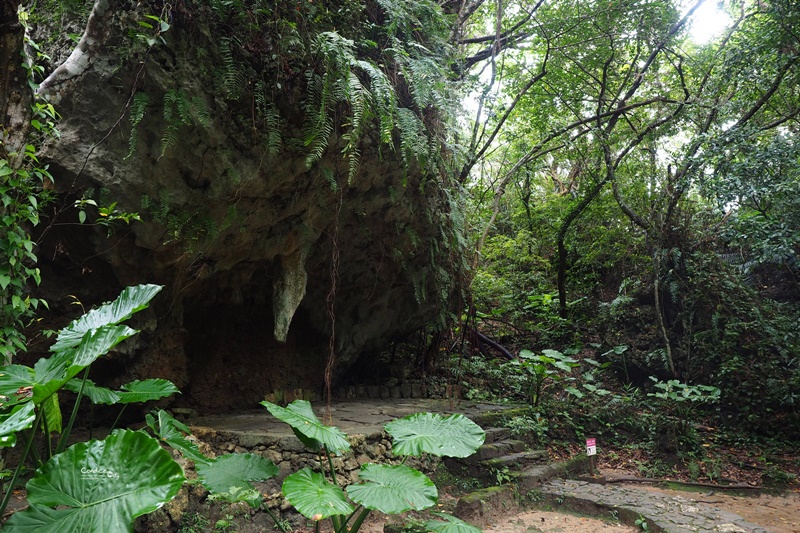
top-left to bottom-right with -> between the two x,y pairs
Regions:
261,400 -> 350,453
4,429 -> 185,532
424,512 -> 483,532
40,393 -> 62,434
26,325 -> 136,406
146,409 -> 208,464
51,284 -> 162,354
29,353 -> 71,406
346,464 -> 437,514
0,286 -> 162,422
282,467 -> 354,520
117,379 -> 179,404
196,453 -> 278,507
64,378 -> 121,405
71,325 -> 137,368
0,402 -> 35,447
385,413 -> 485,458
0,326 -> 136,405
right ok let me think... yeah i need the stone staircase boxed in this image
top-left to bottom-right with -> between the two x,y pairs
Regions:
446,416 -> 589,528
446,415 -> 771,533
447,426 -> 550,480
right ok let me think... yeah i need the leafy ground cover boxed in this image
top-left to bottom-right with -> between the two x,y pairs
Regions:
446,340 -> 800,493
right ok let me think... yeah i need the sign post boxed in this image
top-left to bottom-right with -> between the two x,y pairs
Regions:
586,437 -> 597,474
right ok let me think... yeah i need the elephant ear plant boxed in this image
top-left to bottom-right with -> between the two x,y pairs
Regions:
146,408 -> 285,527
262,399 -> 486,533
0,285 -> 186,531
0,287 -> 283,531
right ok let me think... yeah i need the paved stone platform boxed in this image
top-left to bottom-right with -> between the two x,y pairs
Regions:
192,399 -> 511,437
540,479 -> 772,533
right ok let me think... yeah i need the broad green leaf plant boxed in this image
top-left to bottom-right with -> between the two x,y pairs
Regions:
647,377 -> 720,448
0,285 -> 283,532
0,284 -> 187,531
3,429 -> 184,531
145,409 -> 287,530
262,399 -> 485,533
514,349 -> 579,407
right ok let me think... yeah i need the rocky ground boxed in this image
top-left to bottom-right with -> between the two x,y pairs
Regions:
629,484 -> 800,533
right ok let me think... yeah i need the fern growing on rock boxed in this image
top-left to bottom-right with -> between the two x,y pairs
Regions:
156,0 -> 458,182
303,29 -> 447,181
254,80 -> 283,156
125,91 -> 149,159
218,37 -> 246,100
161,90 -> 211,157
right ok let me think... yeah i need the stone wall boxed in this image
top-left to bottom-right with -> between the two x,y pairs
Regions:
261,379 -> 464,404
136,425 -> 441,532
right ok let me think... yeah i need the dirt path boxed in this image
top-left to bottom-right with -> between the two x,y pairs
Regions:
353,510 -> 637,533
483,510 -> 638,532
304,483 -> 798,533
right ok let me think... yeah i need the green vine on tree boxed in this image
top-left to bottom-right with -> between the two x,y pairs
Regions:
0,8 -> 57,364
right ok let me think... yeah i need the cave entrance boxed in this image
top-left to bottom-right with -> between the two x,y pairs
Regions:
182,299 -> 327,413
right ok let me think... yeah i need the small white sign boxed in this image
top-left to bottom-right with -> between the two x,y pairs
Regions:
586,437 -> 597,456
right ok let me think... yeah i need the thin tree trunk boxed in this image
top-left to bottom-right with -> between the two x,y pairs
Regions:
653,250 -> 677,377
556,178 -> 607,317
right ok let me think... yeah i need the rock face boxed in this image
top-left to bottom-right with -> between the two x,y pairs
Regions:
25,2 -> 465,412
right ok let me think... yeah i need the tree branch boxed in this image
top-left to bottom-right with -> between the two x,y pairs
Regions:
36,0 -> 115,103
459,0 -> 543,44
459,46 -> 549,183
733,55 -> 799,129
0,2 -> 30,162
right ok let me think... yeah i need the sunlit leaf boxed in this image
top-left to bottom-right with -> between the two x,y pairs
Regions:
347,464 -> 437,514
261,400 -> 350,453
41,392 -> 62,434
51,285 -> 162,353
117,379 -> 179,404
385,412 -> 485,458
282,467 -> 353,520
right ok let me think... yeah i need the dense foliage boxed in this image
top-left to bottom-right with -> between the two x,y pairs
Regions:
460,0 -> 800,437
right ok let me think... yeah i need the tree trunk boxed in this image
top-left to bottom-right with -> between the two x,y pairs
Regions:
556,178 -> 607,317
1,0 -> 29,163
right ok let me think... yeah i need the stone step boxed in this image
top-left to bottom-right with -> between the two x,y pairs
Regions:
453,485 -> 522,529
474,439 -> 527,461
452,456 -> 590,529
482,427 -> 511,444
480,450 -> 548,471
514,455 -> 591,492
516,463 -> 575,492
